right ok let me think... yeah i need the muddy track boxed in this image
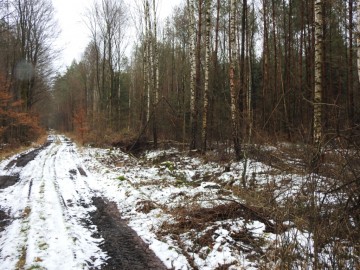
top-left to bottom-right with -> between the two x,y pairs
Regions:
5,140 -> 52,170
0,135 -> 168,269
0,139 -> 52,190
90,197 -> 167,270
0,210 -> 10,233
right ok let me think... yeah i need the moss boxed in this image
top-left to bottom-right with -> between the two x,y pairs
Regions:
38,242 -> 48,250
117,175 -> 126,181
161,161 -> 176,171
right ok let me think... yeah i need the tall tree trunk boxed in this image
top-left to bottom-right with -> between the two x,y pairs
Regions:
357,0 -> 360,87
283,0 -> 292,139
209,0 -> 220,146
152,0 -> 159,148
262,0 -> 269,129
239,0 -> 247,118
311,3 -> 324,266
230,0 -> 242,161
146,0 -> 153,125
246,3 -> 253,141
193,0 -> 203,150
188,0 -> 197,150
313,0 -> 323,147
348,0 -> 354,126
143,0 -> 150,127
202,0 -> 211,152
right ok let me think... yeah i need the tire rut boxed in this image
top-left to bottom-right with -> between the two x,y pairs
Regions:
5,140 -> 52,170
0,139 -> 52,190
1,135 -> 167,269
90,197 -> 168,270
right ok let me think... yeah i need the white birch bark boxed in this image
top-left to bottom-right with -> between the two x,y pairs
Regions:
201,0 -> 211,151
313,0 -> 323,146
187,0 -> 197,149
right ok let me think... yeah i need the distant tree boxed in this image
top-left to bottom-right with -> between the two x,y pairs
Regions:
85,0 -> 127,130
11,0 -> 57,110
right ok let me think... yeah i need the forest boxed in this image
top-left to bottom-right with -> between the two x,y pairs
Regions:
0,0 -> 358,154
1,0 -> 360,268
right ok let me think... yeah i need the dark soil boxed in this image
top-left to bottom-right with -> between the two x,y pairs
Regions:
77,167 -> 87,176
90,197 -> 168,270
5,140 -> 52,169
0,174 -> 20,189
0,140 -> 52,190
0,209 -> 10,232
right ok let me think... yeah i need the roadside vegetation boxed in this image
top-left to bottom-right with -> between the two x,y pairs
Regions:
80,133 -> 360,269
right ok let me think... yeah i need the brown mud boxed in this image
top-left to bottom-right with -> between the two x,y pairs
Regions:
90,197 -> 168,270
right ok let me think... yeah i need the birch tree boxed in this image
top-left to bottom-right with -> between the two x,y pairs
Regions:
201,0 -> 211,152
313,0 -> 323,148
188,0 -> 197,150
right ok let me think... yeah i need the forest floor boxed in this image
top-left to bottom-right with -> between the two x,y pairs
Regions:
0,134 -> 358,269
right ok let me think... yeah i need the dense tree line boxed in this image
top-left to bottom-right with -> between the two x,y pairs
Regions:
0,0 -> 57,145
51,0 -> 360,156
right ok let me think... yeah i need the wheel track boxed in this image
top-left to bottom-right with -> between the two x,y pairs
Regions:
0,135 -> 107,269
0,135 -> 168,270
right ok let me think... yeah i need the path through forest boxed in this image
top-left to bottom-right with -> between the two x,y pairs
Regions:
0,135 -> 166,270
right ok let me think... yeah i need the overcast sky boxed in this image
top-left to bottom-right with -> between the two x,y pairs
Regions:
52,0 -> 182,73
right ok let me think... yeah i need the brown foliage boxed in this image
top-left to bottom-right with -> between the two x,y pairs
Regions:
0,75 -> 43,147
73,108 -> 88,145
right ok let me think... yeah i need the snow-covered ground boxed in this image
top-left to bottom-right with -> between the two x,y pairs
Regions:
79,144 -> 318,269
0,134 -> 356,269
0,135 -> 106,270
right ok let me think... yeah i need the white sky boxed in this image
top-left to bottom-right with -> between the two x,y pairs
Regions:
52,0 -> 183,73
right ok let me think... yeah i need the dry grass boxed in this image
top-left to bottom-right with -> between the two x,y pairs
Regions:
0,133 -> 47,161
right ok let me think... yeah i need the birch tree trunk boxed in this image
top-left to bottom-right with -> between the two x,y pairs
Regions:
311,3 -> 324,265
143,0 -> 152,126
230,0 -> 242,161
201,0 -> 211,152
188,0 -> 197,150
313,0 -> 323,147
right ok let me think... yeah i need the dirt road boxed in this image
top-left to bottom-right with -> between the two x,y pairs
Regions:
0,135 -> 166,270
